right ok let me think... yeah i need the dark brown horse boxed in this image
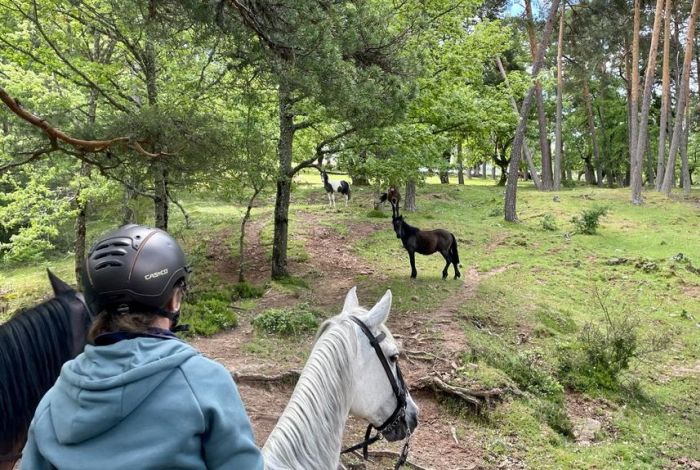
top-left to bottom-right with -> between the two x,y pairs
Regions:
379,187 -> 401,217
0,272 -> 92,470
392,215 -> 461,280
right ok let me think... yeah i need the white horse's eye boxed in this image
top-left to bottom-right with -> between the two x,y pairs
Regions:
389,354 -> 399,363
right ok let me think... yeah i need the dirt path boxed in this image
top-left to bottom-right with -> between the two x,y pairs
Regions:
193,211 -> 517,469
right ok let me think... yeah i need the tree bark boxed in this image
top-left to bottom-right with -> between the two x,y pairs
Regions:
525,0 -> 553,190
404,180 -> 416,212
440,150 -> 450,184
656,0 -> 673,189
629,0 -> 641,169
153,163 -> 168,230
457,141 -> 465,184
504,0 -> 560,222
661,0 -> 700,195
554,2 -> 565,190
75,160 -> 91,286
681,102 -> 692,194
271,81 -> 295,279
494,56 -> 542,190
239,187 -> 261,283
631,0 -> 664,204
581,75 -> 602,186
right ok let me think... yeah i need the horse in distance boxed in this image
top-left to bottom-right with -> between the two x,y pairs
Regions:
320,170 -> 351,208
392,215 -> 461,280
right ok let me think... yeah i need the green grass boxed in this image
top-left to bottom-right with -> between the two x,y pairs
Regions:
2,180 -> 699,468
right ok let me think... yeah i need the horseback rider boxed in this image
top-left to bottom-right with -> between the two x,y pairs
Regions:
22,224 -> 263,469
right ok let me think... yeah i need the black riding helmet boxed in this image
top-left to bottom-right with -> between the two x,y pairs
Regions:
83,224 -> 191,330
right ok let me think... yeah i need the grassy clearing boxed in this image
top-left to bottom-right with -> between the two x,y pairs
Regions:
2,179 -> 698,467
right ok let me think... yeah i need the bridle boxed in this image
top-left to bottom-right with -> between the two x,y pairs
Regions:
342,316 -> 411,469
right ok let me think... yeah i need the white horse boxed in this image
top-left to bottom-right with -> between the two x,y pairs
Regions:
262,288 -> 419,469
321,170 -> 351,208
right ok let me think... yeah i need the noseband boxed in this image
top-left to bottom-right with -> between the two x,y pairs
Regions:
342,316 -> 411,469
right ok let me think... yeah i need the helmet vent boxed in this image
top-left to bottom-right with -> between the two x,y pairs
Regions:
93,249 -> 127,259
95,260 -> 124,270
95,240 -> 130,250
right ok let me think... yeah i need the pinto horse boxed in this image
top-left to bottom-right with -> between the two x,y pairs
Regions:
0,271 -> 92,470
321,170 -> 351,208
392,215 -> 461,280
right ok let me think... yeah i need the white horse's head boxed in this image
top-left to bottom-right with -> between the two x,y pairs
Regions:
341,287 -> 419,441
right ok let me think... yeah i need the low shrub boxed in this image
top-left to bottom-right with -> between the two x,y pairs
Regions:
232,281 -> 265,300
252,303 -> 319,336
540,214 -> 558,231
571,206 -> 609,235
181,297 -> 238,336
366,209 -> 388,218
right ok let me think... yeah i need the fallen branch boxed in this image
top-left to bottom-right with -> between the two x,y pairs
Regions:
411,376 -> 510,409
232,370 -> 301,386
344,450 -> 430,470
402,349 -> 450,363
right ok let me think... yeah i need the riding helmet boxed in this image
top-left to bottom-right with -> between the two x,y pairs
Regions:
83,224 -> 190,316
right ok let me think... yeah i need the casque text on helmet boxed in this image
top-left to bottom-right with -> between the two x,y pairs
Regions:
144,269 -> 169,280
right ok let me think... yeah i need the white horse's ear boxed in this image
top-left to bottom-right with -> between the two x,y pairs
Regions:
343,286 -> 360,313
365,290 -> 392,328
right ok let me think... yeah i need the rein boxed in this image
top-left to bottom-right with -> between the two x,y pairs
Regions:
342,316 -> 411,469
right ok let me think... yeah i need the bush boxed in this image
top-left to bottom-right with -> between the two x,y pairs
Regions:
232,281 -> 265,300
571,206 -> 609,235
252,303 -> 320,336
540,214 -> 558,231
557,306 -> 639,392
181,297 -> 238,336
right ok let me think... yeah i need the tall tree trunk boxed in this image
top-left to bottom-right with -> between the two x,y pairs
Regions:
482,161 -> 487,179
74,162 -> 90,286
554,2 -> 565,190
656,0 -> 673,189
457,141 -> 465,184
153,163 -> 168,230
582,75 -> 602,186
404,180 -> 416,212
629,0 -> 641,169
145,1 -> 168,229
504,0 -> 561,222
239,187 -> 261,283
525,0 -> 553,190
350,149 -> 370,186
631,0 -> 664,204
271,81 -> 295,279
495,56 -> 542,189
680,107 -> 691,194
661,0 -> 700,195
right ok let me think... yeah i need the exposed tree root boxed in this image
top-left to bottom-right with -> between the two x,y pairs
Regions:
341,450 -> 430,470
411,376 -> 513,410
232,370 -> 301,386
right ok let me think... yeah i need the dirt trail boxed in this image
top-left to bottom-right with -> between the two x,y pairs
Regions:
193,211 -> 516,469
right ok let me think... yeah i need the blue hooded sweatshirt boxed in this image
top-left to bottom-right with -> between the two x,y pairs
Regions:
21,337 -> 264,470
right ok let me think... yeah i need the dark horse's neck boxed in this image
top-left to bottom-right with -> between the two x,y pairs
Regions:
399,218 -> 419,237
0,295 -> 88,456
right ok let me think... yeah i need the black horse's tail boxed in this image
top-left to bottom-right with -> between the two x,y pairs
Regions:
450,234 -> 461,267
341,181 -> 351,200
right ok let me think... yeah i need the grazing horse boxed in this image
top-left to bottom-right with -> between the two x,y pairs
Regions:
379,186 -> 401,217
263,288 -> 419,469
0,271 -> 92,470
392,215 -> 461,280
321,170 -> 351,208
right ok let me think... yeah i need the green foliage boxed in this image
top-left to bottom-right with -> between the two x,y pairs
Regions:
571,206 -> 609,235
252,303 -> 320,336
366,209 -> 388,218
181,296 -> 238,337
231,281 -> 265,301
540,214 -> 558,231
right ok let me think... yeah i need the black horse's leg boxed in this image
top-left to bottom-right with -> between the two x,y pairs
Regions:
441,252 -> 450,280
409,250 -> 417,279
453,259 -> 461,279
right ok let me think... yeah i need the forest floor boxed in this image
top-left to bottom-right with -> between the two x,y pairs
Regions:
3,178 -> 699,469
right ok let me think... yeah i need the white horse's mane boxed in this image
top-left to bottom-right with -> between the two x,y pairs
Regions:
262,309 -> 367,469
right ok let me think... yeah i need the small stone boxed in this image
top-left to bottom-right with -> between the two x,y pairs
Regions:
552,195 -> 561,202
411,295 -> 419,302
